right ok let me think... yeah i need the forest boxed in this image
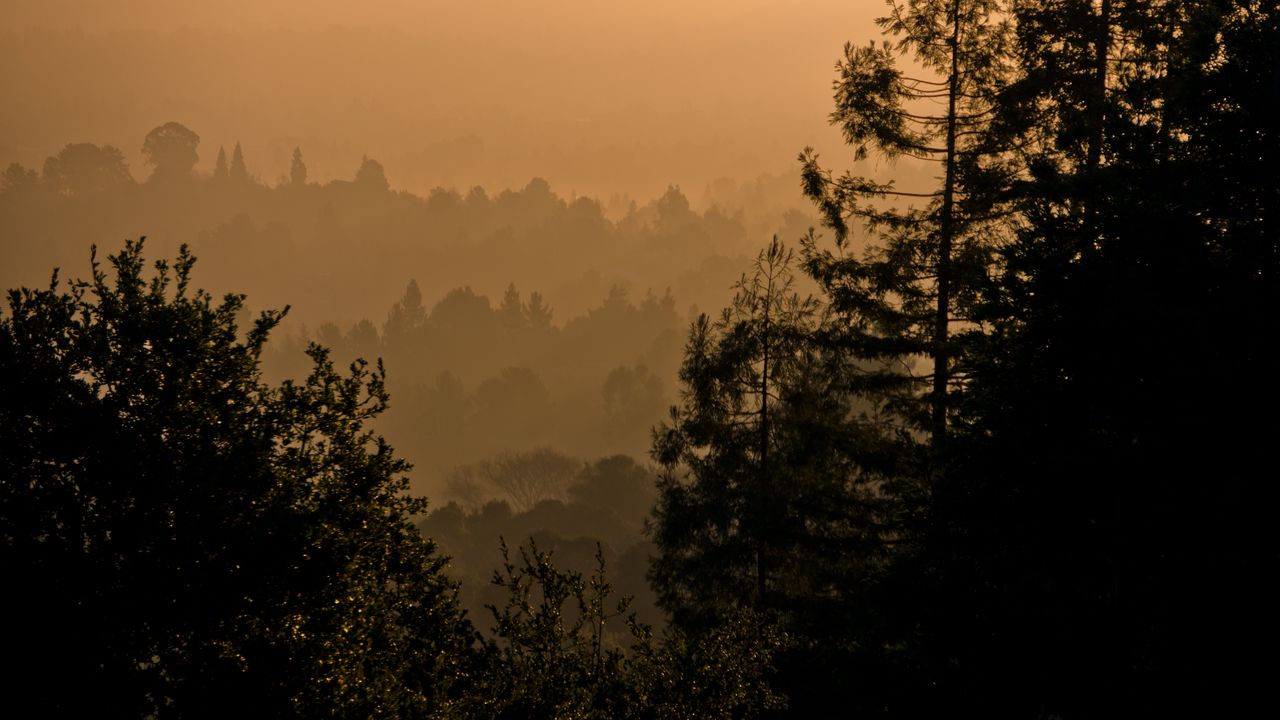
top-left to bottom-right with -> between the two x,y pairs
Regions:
2,0 -> 1278,717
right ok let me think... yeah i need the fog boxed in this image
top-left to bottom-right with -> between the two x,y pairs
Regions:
3,0 -> 880,200
2,0 -> 952,664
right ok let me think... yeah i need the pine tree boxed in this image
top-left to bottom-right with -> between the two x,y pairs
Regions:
229,141 -> 249,182
650,239 -> 897,713
800,0 -> 1014,447
213,145 -> 228,180
923,1 -> 1280,714
290,146 -> 307,186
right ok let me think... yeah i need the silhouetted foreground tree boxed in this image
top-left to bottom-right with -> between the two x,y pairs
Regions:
1,241 -> 782,719
921,0 -> 1280,714
0,239 -> 475,717
463,539 -> 782,720
651,239 -> 904,715
651,1 -> 1279,716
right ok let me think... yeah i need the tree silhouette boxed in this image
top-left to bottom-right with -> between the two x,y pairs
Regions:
290,146 -> 307,186
213,145 -> 229,181
0,162 -> 39,194
142,122 -> 200,181
481,446 -> 578,512
0,240 -> 476,717
355,155 -> 390,192
650,238 -> 898,714
800,0 -> 1013,446
230,141 -> 249,182
41,142 -> 133,195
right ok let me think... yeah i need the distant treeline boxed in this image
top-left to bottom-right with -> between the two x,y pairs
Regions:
3,0 -> 1278,718
0,124 -> 815,330
263,276 -> 681,488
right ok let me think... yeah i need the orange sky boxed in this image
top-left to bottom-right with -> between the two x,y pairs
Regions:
1,0 -> 886,200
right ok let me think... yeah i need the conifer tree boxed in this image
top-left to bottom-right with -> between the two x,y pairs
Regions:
290,146 -> 307,186
800,0 -> 1013,446
921,1 -> 1280,714
229,141 -> 249,182
650,238 -> 902,714
213,145 -> 228,180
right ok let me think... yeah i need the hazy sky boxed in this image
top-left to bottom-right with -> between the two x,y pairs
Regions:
2,0 -> 884,200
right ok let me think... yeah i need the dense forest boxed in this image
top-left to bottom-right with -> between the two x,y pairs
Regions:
3,0 -> 1278,717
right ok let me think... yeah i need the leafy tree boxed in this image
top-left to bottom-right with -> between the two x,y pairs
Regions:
0,240 -> 477,718
567,455 -> 657,526
356,155 -> 390,192
41,142 -> 134,195
465,539 -> 782,720
142,122 -> 201,181
480,446 -> 579,513
601,364 -> 665,444
1,162 -> 40,194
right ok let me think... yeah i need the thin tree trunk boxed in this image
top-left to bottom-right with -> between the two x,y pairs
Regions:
1088,0 -> 1111,170
933,0 -> 963,449
757,276 -> 770,604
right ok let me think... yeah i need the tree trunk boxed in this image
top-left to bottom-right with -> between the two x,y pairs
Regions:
933,0 -> 963,449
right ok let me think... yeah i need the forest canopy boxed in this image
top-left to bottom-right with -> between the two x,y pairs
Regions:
2,0 -> 1277,717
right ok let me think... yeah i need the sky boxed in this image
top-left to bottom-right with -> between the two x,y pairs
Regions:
1,0 -> 885,200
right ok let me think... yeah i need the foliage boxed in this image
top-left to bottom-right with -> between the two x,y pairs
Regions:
230,142 -> 249,182
920,1 -> 1280,714
463,539 -> 783,720
800,0 -> 1014,443
291,146 -> 308,187
649,238 -> 902,714
142,122 -> 201,180
41,142 -> 134,195
566,454 -> 657,524
356,155 -> 390,192
479,446 -> 580,512
0,240 -> 476,718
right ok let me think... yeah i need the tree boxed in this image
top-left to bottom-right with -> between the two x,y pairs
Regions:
800,0 -> 1013,446
290,146 -> 308,186
213,145 -> 229,180
465,539 -> 783,720
480,447 -> 579,513
384,278 -> 427,346
1,162 -> 40,194
230,141 -> 249,182
650,239 -> 898,715
142,122 -> 201,181
356,155 -> 390,192
567,455 -> 657,526
41,142 -> 133,195
830,2 -> 1280,715
499,283 -> 525,332
601,365 -> 665,444
525,291 -> 553,331
0,240 -> 477,718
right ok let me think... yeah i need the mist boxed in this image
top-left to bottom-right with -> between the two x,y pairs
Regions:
5,0 -> 1271,716
2,0 -> 882,200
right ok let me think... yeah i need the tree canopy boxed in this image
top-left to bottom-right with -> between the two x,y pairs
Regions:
0,240 -> 475,717
142,122 -> 201,181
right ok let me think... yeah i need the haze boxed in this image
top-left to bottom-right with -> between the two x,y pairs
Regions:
0,0 -> 913,645
3,0 -> 878,199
